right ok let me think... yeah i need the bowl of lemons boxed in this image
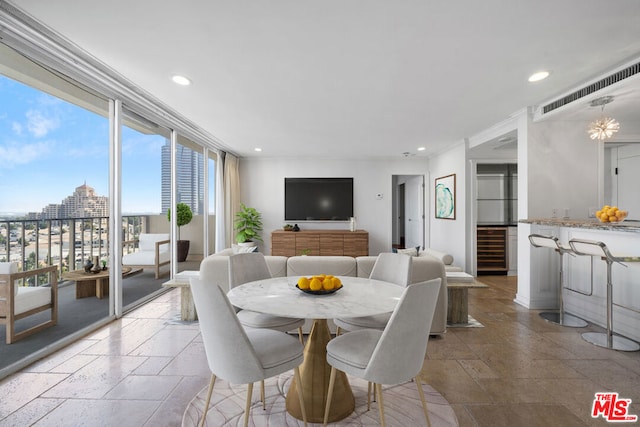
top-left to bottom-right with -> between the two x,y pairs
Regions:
596,205 -> 628,223
296,275 -> 343,295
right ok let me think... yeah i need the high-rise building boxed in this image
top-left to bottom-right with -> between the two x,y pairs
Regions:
31,183 -> 108,219
161,142 -> 204,215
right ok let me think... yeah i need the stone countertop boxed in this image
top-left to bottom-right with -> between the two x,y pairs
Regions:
519,218 -> 640,233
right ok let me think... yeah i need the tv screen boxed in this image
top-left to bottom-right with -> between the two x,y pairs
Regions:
285,178 -> 353,221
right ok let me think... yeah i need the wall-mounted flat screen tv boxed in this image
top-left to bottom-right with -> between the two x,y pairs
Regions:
285,177 -> 353,221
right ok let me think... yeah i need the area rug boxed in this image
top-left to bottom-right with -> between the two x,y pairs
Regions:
183,373 -> 458,426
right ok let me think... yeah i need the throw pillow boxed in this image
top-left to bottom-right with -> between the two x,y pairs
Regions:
392,246 -> 420,256
232,244 -> 258,254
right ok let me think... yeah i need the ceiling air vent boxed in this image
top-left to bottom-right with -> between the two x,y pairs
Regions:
542,61 -> 640,114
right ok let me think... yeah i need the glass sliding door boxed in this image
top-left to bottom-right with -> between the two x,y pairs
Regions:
120,107 -> 172,312
0,64 -> 111,373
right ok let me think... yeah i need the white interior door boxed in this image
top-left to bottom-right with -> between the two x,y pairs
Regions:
618,153 -> 640,220
404,175 -> 424,249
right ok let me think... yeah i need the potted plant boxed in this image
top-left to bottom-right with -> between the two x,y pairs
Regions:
168,202 -> 193,262
235,203 -> 263,247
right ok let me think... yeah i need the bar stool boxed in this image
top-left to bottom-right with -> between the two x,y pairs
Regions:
569,238 -> 640,352
528,234 -> 588,327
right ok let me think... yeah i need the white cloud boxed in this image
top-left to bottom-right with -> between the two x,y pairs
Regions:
26,109 -> 60,137
0,141 -> 53,169
12,122 -> 23,135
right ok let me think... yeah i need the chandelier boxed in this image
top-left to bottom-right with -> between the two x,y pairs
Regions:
588,96 -> 620,141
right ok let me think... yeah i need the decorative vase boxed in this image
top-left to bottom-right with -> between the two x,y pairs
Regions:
91,256 -> 101,273
84,258 -> 93,273
293,224 -> 300,232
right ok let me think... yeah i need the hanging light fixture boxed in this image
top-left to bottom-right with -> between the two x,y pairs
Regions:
588,96 -> 620,140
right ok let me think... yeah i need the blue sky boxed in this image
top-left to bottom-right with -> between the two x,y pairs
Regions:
0,75 -> 166,215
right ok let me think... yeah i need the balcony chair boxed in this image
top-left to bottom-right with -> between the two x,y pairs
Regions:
189,277 -> 308,427
122,233 -> 170,279
0,262 -> 59,344
323,279 -> 442,427
334,252 -> 413,335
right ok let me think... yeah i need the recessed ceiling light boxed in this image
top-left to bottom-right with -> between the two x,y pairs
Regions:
417,147 -> 426,151
171,75 -> 191,86
254,147 -> 262,152
528,71 -> 550,82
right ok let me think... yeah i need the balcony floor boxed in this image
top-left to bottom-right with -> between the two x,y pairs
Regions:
1,261 -> 200,375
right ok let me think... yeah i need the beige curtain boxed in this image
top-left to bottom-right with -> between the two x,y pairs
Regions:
223,153 -> 240,248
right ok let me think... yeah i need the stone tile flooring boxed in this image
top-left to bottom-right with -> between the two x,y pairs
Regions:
0,276 -> 639,426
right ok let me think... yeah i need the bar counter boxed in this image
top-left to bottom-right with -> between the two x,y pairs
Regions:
520,218 -> 640,233
518,218 -> 640,344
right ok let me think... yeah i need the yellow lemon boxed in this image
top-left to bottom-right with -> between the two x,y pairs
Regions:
331,277 -> 342,289
297,277 -> 310,290
322,278 -> 334,291
310,278 -> 322,291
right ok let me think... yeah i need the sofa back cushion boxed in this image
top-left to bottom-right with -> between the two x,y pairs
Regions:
287,256 -> 357,277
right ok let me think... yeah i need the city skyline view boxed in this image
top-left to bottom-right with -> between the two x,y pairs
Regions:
0,74 -> 166,216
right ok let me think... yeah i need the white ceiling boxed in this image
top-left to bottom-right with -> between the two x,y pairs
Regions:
8,1 -> 640,158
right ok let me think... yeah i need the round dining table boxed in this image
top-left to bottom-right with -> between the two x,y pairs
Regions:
227,275 -> 404,423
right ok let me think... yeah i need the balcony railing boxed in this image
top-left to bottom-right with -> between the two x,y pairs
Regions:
0,215 -> 149,282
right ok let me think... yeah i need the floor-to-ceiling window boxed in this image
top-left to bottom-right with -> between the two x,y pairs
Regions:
0,57 -> 113,373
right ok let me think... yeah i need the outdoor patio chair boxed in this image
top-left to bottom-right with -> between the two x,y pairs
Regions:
0,262 -> 59,344
122,233 -> 170,279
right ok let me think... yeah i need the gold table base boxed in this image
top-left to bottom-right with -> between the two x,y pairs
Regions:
286,319 -> 355,423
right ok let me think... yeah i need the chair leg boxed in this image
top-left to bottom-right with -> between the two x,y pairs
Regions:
261,380 -> 265,410
367,381 -> 372,410
335,326 -> 342,336
375,383 -> 386,427
199,374 -> 216,427
415,375 -> 431,427
244,382 -> 254,427
297,327 -> 304,345
323,366 -> 338,426
294,367 -> 308,427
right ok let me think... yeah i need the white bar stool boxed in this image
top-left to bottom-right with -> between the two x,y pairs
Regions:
528,234 -> 588,327
569,238 -> 640,352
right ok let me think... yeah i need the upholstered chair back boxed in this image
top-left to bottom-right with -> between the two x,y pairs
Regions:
370,252 -> 412,286
228,252 -> 272,289
364,278 -> 441,385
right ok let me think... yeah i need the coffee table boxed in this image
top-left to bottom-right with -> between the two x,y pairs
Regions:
162,270 -> 199,321
63,267 -> 141,299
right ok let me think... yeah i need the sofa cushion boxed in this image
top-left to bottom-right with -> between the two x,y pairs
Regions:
286,256 -> 357,277
420,248 -> 453,265
0,262 -> 19,296
15,286 -> 51,315
122,250 -> 170,265
138,233 -> 170,252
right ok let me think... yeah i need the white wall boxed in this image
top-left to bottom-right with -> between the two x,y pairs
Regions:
239,157 -> 428,255
527,120 -> 600,219
427,144 -> 468,271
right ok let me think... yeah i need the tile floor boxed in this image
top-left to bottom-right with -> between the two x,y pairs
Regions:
0,276 -> 638,426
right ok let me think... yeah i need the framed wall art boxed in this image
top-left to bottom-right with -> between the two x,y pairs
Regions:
435,174 -> 456,220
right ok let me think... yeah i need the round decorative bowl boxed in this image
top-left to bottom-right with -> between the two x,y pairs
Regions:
296,284 -> 343,295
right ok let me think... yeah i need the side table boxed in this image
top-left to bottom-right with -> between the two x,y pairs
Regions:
447,276 -> 489,325
163,270 -> 199,321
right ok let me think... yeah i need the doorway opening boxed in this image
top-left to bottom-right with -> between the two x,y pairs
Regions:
392,175 -> 425,250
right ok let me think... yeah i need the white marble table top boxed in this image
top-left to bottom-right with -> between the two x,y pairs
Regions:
227,276 -> 404,319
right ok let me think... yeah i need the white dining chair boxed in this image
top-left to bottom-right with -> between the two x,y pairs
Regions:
334,252 -> 413,334
323,278 -> 441,427
228,253 -> 305,344
189,278 -> 308,427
